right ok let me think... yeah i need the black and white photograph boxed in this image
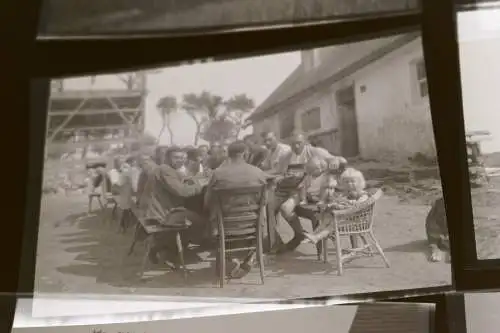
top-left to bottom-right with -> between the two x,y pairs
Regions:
39,0 -> 419,35
12,301 -> 433,333
456,6 -> 500,260
35,32 -> 451,300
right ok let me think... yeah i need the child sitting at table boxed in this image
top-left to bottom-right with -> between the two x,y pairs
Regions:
298,157 -> 329,203
303,167 -> 369,244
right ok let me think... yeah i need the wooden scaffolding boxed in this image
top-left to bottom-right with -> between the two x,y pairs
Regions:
45,72 -> 148,158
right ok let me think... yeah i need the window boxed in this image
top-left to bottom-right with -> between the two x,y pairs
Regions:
301,107 -> 321,132
414,58 -> 429,98
280,111 -> 296,139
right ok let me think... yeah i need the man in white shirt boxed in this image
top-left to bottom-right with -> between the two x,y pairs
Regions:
282,132 -> 347,170
261,131 -> 292,174
275,132 -> 348,253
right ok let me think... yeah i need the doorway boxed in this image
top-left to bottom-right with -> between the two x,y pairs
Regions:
309,129 -> 339,155
336,85 -> 360,157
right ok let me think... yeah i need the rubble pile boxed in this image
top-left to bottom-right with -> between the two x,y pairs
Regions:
354,160 -> 442,206
42,160 -> 89,195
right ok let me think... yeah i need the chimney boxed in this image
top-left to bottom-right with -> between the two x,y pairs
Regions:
301,49 -> 320,71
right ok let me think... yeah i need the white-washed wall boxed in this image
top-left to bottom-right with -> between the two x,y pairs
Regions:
350,37 -> 435,161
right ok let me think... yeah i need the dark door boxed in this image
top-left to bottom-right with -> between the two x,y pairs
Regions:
336,85 -> 360,157
310,130 -> 339,155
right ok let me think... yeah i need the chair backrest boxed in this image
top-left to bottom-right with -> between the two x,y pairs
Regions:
333,188 -> 384,228
213,184 -> 268,238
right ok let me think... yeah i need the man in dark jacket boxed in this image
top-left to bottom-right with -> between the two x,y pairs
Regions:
138,147 -> 210,265
206,142 -> 227,170
204,140 -> 271,279
243,134 -> 269,168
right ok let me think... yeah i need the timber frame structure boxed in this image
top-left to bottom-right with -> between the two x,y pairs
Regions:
46,72 -> 147,153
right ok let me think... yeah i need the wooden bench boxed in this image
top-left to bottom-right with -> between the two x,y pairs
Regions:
127,207 -> 189,280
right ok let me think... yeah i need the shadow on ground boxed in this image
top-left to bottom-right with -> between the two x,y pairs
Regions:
55,211 -> 342,289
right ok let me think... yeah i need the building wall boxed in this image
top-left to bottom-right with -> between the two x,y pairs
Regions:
252,113 -> 281,138
252,37 -> 436,161
351,37 -> 435,161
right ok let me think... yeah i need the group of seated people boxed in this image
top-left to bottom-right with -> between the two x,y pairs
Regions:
86,131 -> 372,279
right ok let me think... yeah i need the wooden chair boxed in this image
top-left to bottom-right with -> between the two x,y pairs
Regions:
88,192 -> 103,214
128,207 -> 189,280
213,184 -> 268,288
100,172 -> 118,223
320,188 -> 390,275
127,168 -> 190,280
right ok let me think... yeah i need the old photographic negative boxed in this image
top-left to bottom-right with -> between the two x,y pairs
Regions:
457,8 -> 500,260
35,32 -> 451,300
13,301 -> 433,333
40,0 -> 419,35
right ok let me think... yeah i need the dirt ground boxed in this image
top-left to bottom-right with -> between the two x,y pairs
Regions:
471,177 -> 500,260
35,162 -> 453,300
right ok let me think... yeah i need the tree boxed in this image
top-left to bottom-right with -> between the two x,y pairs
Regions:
201,117 -> 236,143
156,95 -> 178,145
118,73 -> 138,90
182,91 -> 224,145
223,93 -> 255,139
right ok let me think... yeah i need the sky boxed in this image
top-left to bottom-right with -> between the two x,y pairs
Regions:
457,8 -> 500,153
144,52 -> 300,146
61,50 -> 300,147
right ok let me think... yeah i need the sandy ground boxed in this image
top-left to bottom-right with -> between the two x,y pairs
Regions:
471,176 -> 500,260
35,176 -> 452,300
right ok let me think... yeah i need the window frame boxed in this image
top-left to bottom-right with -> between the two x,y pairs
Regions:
2,0 -> 493,324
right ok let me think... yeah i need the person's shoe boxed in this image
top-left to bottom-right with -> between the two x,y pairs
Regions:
228,258 -> 241,278
274,243 -> 290,255
231,254 -> 254,279
285,234 -> 306,251
302,233 -> 319,244
231,264 -> 252,279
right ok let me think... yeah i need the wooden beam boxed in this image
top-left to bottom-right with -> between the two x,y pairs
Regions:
50,89 -> 142,100
47,98 -> 87,143
48,108 -> 140,116
46,137 -> 141,149
47,124 -> 132,132
105,96 -> 142,136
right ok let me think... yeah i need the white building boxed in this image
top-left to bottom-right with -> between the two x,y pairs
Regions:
247,32 -> 436,161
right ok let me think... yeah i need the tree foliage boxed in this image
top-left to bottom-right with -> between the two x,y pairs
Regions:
156,95 -> 178,144
181,91 -> 255,145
